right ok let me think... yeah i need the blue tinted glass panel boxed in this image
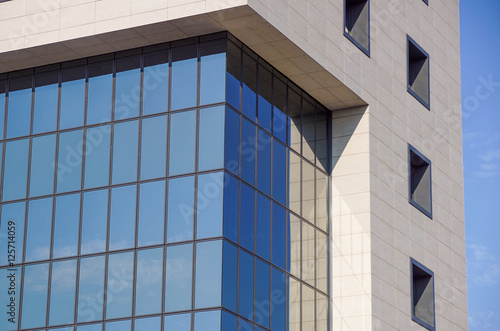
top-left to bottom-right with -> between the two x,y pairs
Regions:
255,259 -> 270,329
0,268 -> 22,330
56,129 -> 83,193
112,120 -> 138,184
222,311 -> 237,330
223,173 -> 238,243
239,250 -> 254,321
81,189 -> 107,254
273,108 -> 287,143
226,42 -> 240,110
257,129 -> 271,195
109,185 -> 136,250
77,256 -> 105,322
87,62 -> 113,124
200,43 -> 225,105
136,248 -> 163,315
171,46 -> 197,110
6,83 -> 31,138
257,67 -> 272,132
198,106 -> 225,171
0,202 -> 25,266
29,134 -> 56,197
143,59 -> 168,115
106,320 -> 131,331
271,268 -> 286,330
25,198 -> 52,262
194,310 -> 221,331
0,88 -> 5,139
196,172 -> 224,239
60,67 -> 85,130
77,324 -> 102,331
84,125 -> 111,189
169,110 -> 196,175
256,193 -> 271,261
141,115 -> 167,180
114,58 -> 140,120
50,328 -> 73,331
21,263 -> 49,329
106,252 -> 134,319
222,241 -> 237,312
33,73 -> 58,134
272,140 -> 287,205
135,316 -> 161,331
164,313 -> 191,331
238,319 -> 253,331
49,259 -> 77,326
166,176 -> 194,243
240,183 -> 255,252
53,193 -> 79,258
242,52 -> 257,121
165,244 -> 193,312
195,240 -> 222,308
3,138 -> 29,201
272,203 -> 286,270
225,107 -> 240,175
241,118 -> 256,185
138,180 -> 165,246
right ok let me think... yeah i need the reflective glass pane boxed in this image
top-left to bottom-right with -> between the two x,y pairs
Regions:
0,82 -> 5,139
135,248 -> 163,316
302,283 -> 315,330
109,185 -> 136,250
317,292 -> 328,331
226,41 -> 241,110
256,193 -> 270,261
106,320 -> 131,331
164,313 -> 191,331
223,173 -> 239,243
240,183 -> 255,252
222,241 -> 237,312
112,120 -> 138,184
114,57 -> 140,120
0,267 -> 22,329
239,250 -> 254,321
140,115 -> 167,180
302,222 -> 315,286
271,268 -> 286,330
257,66 -> 272,132
238,319 -> 253,331
289,214 -> 301,278
195,240 -> 222,308
143,52 -> 169,115
53,193 -> 79,258
222,310 -> 237,330
135,316 -> 161,331
88,61 -> 113,124
165,244 -> 193,312
257,129 -> 271,195
288,151 -> 301,215
272,203 -> 286,270
272,139 -> 287,205
242,52 -> 257,121
166,176 -> 194,243
316,111 -> 328,172
106,251 -> 134,319
0,202 -> 25,266
81,189 -> 108,254
289,277 -> 301,331
3,138 -> 29,201
77,256 -> 105,322
273,77 -> 287,138
169,110 -> 196,175
241,118 -> 256,185
316,230 -> 328,293
84,125 -> 111,189
50,327 -> 73,331
77,324 -> 101,331
6,77 -> 31,138
30,134 -> 56,197
316,170 -> 328,232
225,107 -> 240,175
273,107 -> 287,144
138,180 -> 165,246
196,172 -> 224,239
33,71 -> 58,134
200,42 -> 226,105
60,66 -> 85,130
288,86 -> 301,152
302,160 -> 315,223
171,46 -> 197,110
25,198 -> 52,262
21,263 -> 49,329
49,259 -> 77,326
56,129 -> 83,193
194,310 -> 221,331
302,102 -> 315,163
199,106 -> 225,171
255,259 -> 270,329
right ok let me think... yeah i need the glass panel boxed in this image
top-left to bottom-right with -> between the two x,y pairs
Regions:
138,180 -> 165,246
77,324 -> 102,331
0,267 -> 22,330
6,76 -> 31,138
196,172 -> 224,239
169,110 -> 196,176
112,120 -> 138,184
3,138 -> 29,201
257,65 -> 272,132
49,259 -> 77,326
0,202 -> 25,266
33,71 -> 58,134
255,259 -> 270,329
316,110 -> 328,172
77,255 -> 105,322
25,198 -> 52,262
289,214 -> 301,278
200,41 -> 226,105
195,240 -> 222,308
272,139 -> 287,205
271,268 -> 286,330
288,151 -> 301,216
273,108 -> 287,144
140,115 -> 167,180
316,170 -> 328,232
240,183 -> 255,252
302,160 -> 315,223
136,248 -> 163,315
272,203 -> 286,270
256,193 -> 270,262
30,134 -> 56,197
302,284 -> 315,331
106,251 -> 134,319
166,176 -> 194,243
223,173 -> 239,243
60,66 -> 85,130
53,193 -> 80,258
56,129 -> 83,193
288,85 -> 301,152
50,327 -> 73,331
198,106 -> 225,171
242,52 -> 257,121
273,77 -> 287,142
135,316 -> 161,331
257,129 -> 271,195
241,118 -> 256,185
225,107 -> 240,175
302,101 -> 315,163
114,57 -> 140,120
164,313 -> 191,331
165,244 -> 193,312
226,41 -> 241,110
289,277 -> 301,331
302,222 -> 315,286
0,81 -> 5,139
194,310 -> 221,331
316,230 -> 328,294
106,320 -> 131,331
21,263 -> 49,329
238,319 -> 253,331
81,189 -> 108,254
88,61 -> 113,124
171,46 -> 197,110
222,241 -> 237,312
239,250 -> 254,321
143,51 -> 169,115
317,292 -> 328,331
222,310 -> 237,330
109,185 -> 136,250
84,125 -> 111,189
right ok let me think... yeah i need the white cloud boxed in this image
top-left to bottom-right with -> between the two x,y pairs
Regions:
468,244 -> 500,286
480,149 -> 500,162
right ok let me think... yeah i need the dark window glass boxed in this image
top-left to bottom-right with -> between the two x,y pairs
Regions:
141,115 -> 167,180
197,172 -> 224,239
407,36 -> 430,108
411,258 -> 435,330
81,189 -> 108,254
242,52 -> 257,121
255,259 -> 270,329
106,251 -> 134,319
33,71 -> 58,134
195,240 -> 222,308
257,65 -> 272,132
226,41 -> 241,110
25,198 -> 52,262
194,310 -> 221,331
164,313 -> 191,330
238,319 -> 253,331
88,61 -> 113,124
29,133 -> 56,197
143,52 -> 169,115
199,106 -> 225,171
135,316 -> 161,331
6,76 -> 31,138
222,310 -> 237,330
257,129 -> 271,195
272,203 -> 287,270
223,172 -> 239,243
166,175 -> 194,243
241,118 -> 256,185
271,268 -> 286,330
56,129 -> 83,193
200,41 -> 226,105
171,46 -> 197,110
49,259 -> 77,326
240,183 -> 255,252
3,138 -> 29,201
77,256 -> 105,322
165,244 -> 193,312
60,66 -> 85,130
256,193 -> 271,262
0,202 -> 25,266
222,241 -> 238,312
53,193 -> 80,258
84,125 -> 111,189
225,107 -> 240,175
344,0 -> 370,55
109,185 -> 136,250
239,250 -> 254,321
273,77 -> 287,142
409,145 -> 432,218
138,180 -> 165,246
136,248 -> 163,315
112,120 -> 139,184
272,139 -> 287,205
114,57 -> 140,120
21,263 -> 49,329
169,110 -> 196,176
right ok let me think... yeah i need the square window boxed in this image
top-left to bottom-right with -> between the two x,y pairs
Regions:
411,258 -> 435,331
407,36 -> 430,108
408,144 -> 432,218
344,0 -> 370,56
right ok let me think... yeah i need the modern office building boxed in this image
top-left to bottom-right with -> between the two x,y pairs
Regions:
0,0 -> 467,331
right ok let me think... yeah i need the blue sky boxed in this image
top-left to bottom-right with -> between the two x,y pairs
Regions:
461,1 -> 500,330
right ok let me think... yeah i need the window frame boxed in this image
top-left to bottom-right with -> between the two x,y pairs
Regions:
343,0 -> 371,57
408,144 -> 432,219
407,35 -> 430,109
410,258 -> 436,331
